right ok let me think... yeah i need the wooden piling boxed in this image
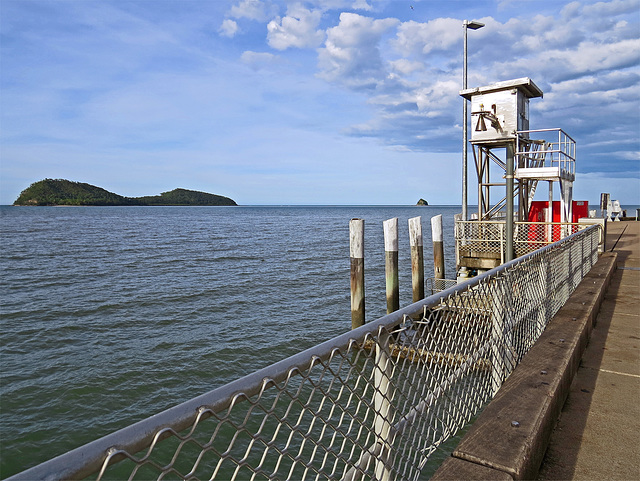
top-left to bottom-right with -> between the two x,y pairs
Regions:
350,218 -> 365,329
431,214 -> 445,279
409,216 -> 425,302
383,218 -> 399,314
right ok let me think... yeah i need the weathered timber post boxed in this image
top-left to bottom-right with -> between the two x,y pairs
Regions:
350,219 -> 365,329
383,218 -> 399,314
408,216 -> 424,302
431,215 -> 445,280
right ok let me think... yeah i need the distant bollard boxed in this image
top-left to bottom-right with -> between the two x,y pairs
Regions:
409,216 -> 424,302
431,214 -> 445,279
350,219 -> 365,329
383,218 -> 399,314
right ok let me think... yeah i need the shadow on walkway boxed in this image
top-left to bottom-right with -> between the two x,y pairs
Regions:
538,221 -> 640,480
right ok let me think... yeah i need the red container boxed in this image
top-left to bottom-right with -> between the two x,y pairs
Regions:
528,200 -> 589,223
527,200 -> 589,242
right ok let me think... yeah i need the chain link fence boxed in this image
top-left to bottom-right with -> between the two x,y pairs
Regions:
10,225 -> 601,481
425,278 -> 458,295
455,220 -> 603,265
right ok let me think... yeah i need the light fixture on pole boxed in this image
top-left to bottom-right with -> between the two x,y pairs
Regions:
462,19 -> 484,221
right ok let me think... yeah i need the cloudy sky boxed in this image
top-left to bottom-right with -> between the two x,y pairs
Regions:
1,0 -> 639,205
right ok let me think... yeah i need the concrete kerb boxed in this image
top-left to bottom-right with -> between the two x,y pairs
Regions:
431,252 -> 618,481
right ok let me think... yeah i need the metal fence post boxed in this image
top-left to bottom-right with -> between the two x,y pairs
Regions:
563,244 -> 571,303
490,276 -> 506,395
500,222 -> 505,265
537,256 -> 547,336
373,330 -> 394,481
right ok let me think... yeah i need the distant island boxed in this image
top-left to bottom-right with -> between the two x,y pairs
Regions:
13,179 -> 237,206
416,198 -> 429,206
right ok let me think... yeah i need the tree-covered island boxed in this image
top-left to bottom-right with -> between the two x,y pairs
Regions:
13,179 -> 237,206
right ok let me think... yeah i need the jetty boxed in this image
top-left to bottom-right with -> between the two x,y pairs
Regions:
432,220 -> 640,480
10,218 -> 613,481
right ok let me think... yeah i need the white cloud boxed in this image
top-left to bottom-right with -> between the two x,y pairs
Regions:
229,0 -> 278,21
389,59 -> 423,76
551,39 -> 639,77
240,50 -> 282,69
317,12 -> 399,87
543,70 -> 639,98
299,0 -> 370,11
415,79 -> 459,114
219,19 -> 239,38
582,0 -> 640,17
351,0 -> 372,11
561,1 -> 582,19
392,18 -> 461,57
309,0 -> 639,174
574,172 -> 640,205
267,4 -> 325,50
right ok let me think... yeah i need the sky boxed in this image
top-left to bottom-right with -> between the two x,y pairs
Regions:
1,0 -> 639,206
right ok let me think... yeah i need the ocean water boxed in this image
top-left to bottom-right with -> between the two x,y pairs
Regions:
0,205 -> 460,478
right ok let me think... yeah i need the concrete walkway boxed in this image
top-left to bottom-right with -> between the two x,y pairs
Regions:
538,221 -> 640,480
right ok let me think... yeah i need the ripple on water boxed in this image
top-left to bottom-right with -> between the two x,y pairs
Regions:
0,205 -> 461,477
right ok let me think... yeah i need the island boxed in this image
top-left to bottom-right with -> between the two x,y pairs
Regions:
416,198 -> 429,206
13,179 -> 237,206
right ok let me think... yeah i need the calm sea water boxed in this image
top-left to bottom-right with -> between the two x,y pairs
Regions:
0,205 -> 460,478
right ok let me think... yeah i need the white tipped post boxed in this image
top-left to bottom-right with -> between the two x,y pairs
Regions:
383,218 -> 399,314
431,215 -> 445,280
350,219 -> 365,329
409,216 -> 424,302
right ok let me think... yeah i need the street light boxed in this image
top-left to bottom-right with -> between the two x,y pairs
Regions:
462,20 -> 484,221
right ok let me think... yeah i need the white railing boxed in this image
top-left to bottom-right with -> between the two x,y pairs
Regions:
516,128 -> 576,179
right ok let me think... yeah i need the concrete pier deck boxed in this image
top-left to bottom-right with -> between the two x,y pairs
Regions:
432,221 -> 639,480
538,221 -> 640,480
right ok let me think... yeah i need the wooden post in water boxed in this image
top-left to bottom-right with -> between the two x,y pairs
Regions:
409,216 -> 424,302
350,219 -> 365,329
383,218 -> 399,314
431,214 -> 445,280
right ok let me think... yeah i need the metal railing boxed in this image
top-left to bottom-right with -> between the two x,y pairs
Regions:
455,219 -> 603,266
516,128 -> 576,178
10,225 -> 602,481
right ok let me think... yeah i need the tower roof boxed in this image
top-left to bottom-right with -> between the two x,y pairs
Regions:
460,77 -> 543,100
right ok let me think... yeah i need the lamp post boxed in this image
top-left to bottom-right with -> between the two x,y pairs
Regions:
462,20 -> 484,221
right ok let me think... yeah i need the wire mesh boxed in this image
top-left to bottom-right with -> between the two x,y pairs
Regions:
425,278 -> 458,295
456,220 -> 592,262
9,225 -> 601,481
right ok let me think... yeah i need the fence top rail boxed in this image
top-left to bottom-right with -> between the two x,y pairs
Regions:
517,128 -> 577,144
456,220 -> 590,226
516,128 -> 576,165
9,224 -> 601,481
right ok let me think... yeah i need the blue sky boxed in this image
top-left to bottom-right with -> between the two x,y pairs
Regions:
1,0 -> 639,205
